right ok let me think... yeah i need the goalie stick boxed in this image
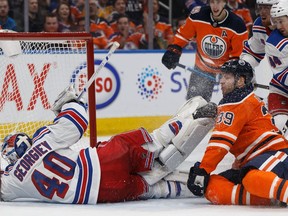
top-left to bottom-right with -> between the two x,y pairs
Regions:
77,41 -> 120,100
177,63 -> 270,90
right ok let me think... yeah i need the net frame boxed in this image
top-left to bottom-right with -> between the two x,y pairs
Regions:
0,32 -> 97,147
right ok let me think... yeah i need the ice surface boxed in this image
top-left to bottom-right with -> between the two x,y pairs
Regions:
1,135 -> 287,215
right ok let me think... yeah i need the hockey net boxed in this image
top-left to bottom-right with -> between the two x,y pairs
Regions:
0,32 -> 97,167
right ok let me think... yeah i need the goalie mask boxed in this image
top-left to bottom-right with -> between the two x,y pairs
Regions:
1,133 -> 32,164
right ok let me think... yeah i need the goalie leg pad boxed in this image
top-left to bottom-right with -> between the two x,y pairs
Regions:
150,96 -> 211,151
140,118 -> 215,185
174,96 -> 208,119
158,117 -> 215,172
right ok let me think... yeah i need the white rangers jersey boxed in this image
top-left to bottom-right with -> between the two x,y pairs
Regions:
266,30 -> 288,95
1,102 -> 101,204
241,17 -> 272,68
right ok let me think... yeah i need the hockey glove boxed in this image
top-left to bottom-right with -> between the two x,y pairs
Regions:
187,162 -> 209,197
193,102 -> 218,120
51,84 -> 86,116
162,44 -> 182,69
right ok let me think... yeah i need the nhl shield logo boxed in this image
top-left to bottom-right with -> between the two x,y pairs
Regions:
201,35 -> 227,59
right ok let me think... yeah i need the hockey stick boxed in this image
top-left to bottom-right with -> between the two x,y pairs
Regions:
77,41 -> 120,100
177,63 -> 270,90
176,63 -> 216,81
254,83 -> 269,90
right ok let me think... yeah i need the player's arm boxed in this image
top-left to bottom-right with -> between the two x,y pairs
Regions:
187,104 -> 248,196
161,14 -> 197,69
34,85 -> 88,147
240,36 -> 266,68
240,20 -> 267,67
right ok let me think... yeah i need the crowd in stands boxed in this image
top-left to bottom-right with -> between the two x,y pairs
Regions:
0,0 -> 257,50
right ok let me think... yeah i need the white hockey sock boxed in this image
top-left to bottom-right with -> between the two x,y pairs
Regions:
140,180 -> 193,199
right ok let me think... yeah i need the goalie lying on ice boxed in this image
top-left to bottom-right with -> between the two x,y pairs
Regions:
0,85 -> 217,204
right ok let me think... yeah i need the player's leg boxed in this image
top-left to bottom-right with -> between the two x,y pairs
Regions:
97,128 -> 194,202
206,172 -> 272,205
141,96 -> 217,185
241,149 -> 288,205
186,69 -> 216,102
97,128 -> 157,203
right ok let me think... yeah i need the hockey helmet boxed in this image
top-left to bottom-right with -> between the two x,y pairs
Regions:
220,59 -> 254,85
1,133 -> 32,164
270,0 -> 288,18
256,0 -> 278,5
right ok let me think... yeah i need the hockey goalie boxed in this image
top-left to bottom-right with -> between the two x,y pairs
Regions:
0,85 -> 217,204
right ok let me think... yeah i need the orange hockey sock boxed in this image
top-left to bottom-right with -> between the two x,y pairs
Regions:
206,174 -> 271,205
243,169 -> 288,204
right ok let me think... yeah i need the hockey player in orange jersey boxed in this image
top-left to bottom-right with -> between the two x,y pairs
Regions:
187,59 -> 288,206
162,0 -> 248,102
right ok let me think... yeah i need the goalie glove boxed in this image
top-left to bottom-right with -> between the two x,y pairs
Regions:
162,44 -> 182,69
51,84 -> 85,116
187,162 -> 209,197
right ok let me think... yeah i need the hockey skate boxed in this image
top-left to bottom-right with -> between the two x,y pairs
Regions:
140,96 -> 217,185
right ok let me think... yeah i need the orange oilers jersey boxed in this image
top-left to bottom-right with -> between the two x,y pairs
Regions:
200,92 -> 288,174
173,6 -> 248,73
90,18 -> 114,49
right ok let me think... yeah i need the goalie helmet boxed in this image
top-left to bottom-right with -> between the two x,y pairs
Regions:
220,59 -> 254,85
1,133 -> 32,164
270,0 -> 288,18
256,0 -> 278,5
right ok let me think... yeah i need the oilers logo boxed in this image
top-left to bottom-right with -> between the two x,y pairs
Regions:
201,35 -> 226,59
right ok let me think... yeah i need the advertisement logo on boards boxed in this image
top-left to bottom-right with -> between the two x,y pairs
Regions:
71,59 -> 120,109
136,65 -> 163,101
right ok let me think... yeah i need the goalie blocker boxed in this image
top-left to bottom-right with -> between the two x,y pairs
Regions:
141,96 -> 217,185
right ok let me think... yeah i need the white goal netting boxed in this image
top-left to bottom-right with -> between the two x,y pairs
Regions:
0,32 -> 96,169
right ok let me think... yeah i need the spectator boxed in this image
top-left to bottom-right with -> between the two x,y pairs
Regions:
7,0 -> 23,31
125,0 -> 143,26
96,0 -> 114,20
227,0 -> 253,37
140,0 -> 174,46
51,0 -> 83,21
38,0 -> 50,18
28,0 -> 44,32
43,13 -> 60,32
185,0 -> 208,12
55,2 -> 77,32
77,0 -> 114,49
0,0 -> 17,31
124,10 -> 170,49
107,14 -> 133,49
107,0 -> 136,32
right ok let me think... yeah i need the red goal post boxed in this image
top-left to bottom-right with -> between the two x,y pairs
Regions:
0,32 -> 97,149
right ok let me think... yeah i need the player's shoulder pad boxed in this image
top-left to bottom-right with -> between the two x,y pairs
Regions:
222,10 -> 247,34
267,29 -> 288,50
189,6 -> 211,22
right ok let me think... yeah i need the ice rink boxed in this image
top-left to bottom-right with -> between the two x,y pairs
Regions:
1,135 -> 287,216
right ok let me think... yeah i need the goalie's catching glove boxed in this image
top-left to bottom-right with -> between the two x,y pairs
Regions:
51,84 -> 85,116
187,162 -> 209,197
162,44 -> 182,69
